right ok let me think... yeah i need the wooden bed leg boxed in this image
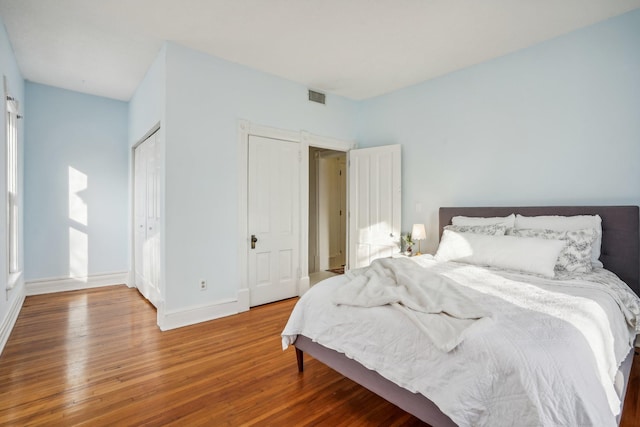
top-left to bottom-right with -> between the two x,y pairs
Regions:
295,347 -> 304,372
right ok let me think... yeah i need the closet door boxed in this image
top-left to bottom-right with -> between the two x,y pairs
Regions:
134,131 -> 161,307
134,142 -> 147,294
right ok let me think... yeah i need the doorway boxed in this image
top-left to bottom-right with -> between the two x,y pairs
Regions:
238,121 -> 400,307
308,147 -> 346,285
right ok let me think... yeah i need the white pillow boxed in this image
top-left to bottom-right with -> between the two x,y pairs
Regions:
452,213 -> 515,228
443,224 -> 507,236
435,230 -> 566,278
506,228 -> 597,274
514,214 -> 603,268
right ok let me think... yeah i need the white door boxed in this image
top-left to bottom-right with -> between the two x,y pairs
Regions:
348,144 -> 402,269
134,131 -> 161,307
248,135 -> 300,306
134,142 -> 146,292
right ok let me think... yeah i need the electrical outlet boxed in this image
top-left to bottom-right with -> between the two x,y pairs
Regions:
199,280 -> 207,290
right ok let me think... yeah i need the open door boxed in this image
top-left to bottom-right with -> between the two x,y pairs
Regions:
348,144 -> 401,269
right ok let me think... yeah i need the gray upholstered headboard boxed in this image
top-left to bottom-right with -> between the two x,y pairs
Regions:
439,206 -> 640,296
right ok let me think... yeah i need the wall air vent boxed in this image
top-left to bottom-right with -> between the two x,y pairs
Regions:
308,90 -> 326,105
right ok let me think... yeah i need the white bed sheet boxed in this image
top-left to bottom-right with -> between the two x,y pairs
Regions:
282,257 -> 640,427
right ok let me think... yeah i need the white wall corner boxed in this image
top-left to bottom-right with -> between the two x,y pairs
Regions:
25,271 -> 129,296
0,285 -> 25,356
299,276 -> 310,296
157,297 -> 246,331
237,119 -> 250,294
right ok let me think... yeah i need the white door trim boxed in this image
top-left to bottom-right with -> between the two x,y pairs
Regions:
300,132 -> 355,294
237,120 -> 355,309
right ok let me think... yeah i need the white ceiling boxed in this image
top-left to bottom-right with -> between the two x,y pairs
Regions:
1,0 -> 639,101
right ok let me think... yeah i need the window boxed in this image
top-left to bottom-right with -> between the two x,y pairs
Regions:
6,90 -> 19,275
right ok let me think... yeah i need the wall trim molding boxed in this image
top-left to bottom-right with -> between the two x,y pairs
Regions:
157,289 -> 250,331
0,285 -> 25,356
25,271 -> 129,296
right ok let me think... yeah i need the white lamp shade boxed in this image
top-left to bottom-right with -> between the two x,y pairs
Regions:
411,223 -> 426,240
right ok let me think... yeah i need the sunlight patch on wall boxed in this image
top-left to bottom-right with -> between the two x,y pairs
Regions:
356,221 -> 399,267
69,166 -> 88,280
69,167 -> 88,226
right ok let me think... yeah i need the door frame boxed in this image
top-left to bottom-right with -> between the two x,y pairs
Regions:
237,120 -> 355,307
130,123 -> 163,303
311,149 -> 348,272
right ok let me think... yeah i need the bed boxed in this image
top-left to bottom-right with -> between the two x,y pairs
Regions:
282,206 -> 640,426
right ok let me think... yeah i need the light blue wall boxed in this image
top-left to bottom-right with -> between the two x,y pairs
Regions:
358,9 -> 640,253
127,44 -> 167,305
163,42 -> 358,310
0,15 -> 25,348
129,45 -> 166,145
24,83 -> 129,280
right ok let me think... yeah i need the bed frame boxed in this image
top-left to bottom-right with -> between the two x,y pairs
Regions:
294,206 -> 639,426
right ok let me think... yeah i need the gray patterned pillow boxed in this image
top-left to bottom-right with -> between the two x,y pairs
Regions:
444,224 -> 507,236
505,228 -> 597,273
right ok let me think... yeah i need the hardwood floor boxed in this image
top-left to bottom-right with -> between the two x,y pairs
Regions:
0,285 -> 638,426
0,286 -> 423,426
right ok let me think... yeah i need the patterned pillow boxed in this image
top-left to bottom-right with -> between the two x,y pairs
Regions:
444,224 -> 507,236
506,228 -> 597,274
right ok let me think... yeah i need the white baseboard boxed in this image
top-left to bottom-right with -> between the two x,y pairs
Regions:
25,271 -> 129,296
0,284 -> 25,356
158,289 -> 250,331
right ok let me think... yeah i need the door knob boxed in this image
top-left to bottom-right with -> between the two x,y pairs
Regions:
251,235 -> 258,249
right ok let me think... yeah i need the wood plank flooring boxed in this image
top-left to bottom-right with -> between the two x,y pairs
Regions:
0,285 -> 638,426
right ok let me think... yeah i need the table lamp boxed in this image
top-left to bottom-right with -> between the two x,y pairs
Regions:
411,223 -> 426,255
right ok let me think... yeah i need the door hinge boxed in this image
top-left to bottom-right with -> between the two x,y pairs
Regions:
339,209 -> 342,216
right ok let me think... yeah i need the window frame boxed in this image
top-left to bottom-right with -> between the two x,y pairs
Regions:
5,79 -> 21,284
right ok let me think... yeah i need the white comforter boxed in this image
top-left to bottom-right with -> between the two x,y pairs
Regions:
282,256 -> 640,427
333,257 -> 493,352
